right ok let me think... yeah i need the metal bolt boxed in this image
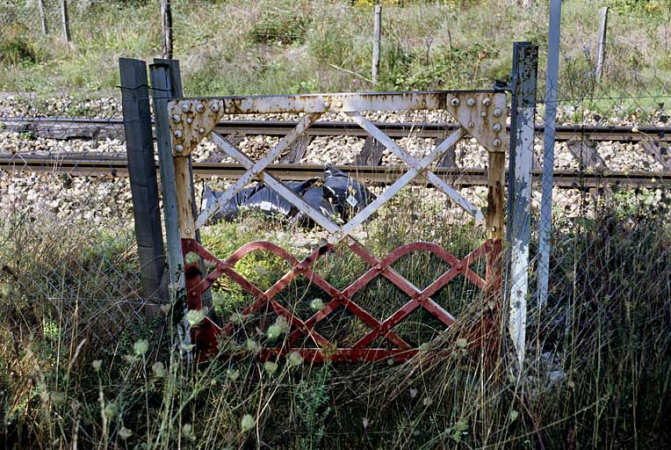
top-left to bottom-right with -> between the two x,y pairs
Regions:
174,130 -> 182,138
185,229 -> 191,235
181,103 -> 189,112
196,104 -> 204,113
224,108 -> 231,113
175,144 -> 184,153
492,138 -> 502,148
199,127 -> 205,134
187,117 -> 193,124
493,108 -> 502,117
323,101 -> 330,109
211,103 -> 220,112
456,263 -> 464,271
468,122 -> 475,128
252,168 -> 258,174
172,114 -> 181,123
493,123 -> 502,132
482,97 -> 492,106
481,111 -> 487,117
466,98 -> 476,106
450,98 -> 460,107
336,101 -> 343,108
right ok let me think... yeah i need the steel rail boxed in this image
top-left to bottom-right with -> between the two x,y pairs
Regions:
1,117 -> 670,142
2,154 -> 669,189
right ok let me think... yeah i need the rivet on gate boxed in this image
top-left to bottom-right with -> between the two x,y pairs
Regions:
482,97 -> 492,106
450,98 -> 460,107
456,263 -> 464,271
187,117 -> 193,124
493,123 -> 502,132
466,98 -> 476,106
211,103 -> 220,112
323,101 -> 330,109
468,122 -> 475,128
493,108 -> 502,117
181,103 -> 189,112
252,168 -> 258,174
199,127 -> 205,134
174,130 -> 182,138
336,101 -> 343,108
492,138 -> 502,148
172,114 -> 181,123
175,144 -> 184,153
196,104 -> 204,113
481,111 -> 487,117
185,229 -> 191,235
225,108 -> 231,113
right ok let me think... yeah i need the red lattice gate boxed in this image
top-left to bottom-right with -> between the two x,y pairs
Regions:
161,91 -> 507,362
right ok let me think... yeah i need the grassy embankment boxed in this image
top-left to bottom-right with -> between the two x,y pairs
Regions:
1,186 -> 670,448
0,0 -> 670,108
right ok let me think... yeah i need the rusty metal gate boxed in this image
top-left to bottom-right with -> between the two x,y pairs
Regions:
158,91 -> 507,362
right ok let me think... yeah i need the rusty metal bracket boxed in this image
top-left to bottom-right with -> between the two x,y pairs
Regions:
445,93 -> 507,153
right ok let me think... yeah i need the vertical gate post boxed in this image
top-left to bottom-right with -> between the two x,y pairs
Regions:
119,58 -> 167,311
153,58 -> 213,308
506,42 -> 538,369
149,63 -> 183,289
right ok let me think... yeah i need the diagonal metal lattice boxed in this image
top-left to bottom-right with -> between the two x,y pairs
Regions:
181,237 -> 500,362
165,91 -> 508,362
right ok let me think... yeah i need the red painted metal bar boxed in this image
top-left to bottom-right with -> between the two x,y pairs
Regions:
180,237 -> 502,362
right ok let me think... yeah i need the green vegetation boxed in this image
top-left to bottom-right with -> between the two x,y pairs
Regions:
2,185 -> 670,448
1,0 -> 670,99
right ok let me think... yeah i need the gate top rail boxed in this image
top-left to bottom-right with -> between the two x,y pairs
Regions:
167,90 -> 508,157
169,89 -> 501,113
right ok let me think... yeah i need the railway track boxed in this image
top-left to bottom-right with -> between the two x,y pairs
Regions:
1,116 -> 670,143
2,153 -> 669,189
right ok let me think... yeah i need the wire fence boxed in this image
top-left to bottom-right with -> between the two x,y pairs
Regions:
523,25 -> 671,390
0,93 -> 146,348
1,6 -> 671,446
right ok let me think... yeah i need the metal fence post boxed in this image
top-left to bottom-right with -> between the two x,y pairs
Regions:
506,42 -> 538,369
149,63 -> 183,290
119,58 -> 167,311
537,0 -> 562,308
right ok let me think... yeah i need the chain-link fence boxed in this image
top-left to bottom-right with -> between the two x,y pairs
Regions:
0,92 -> 148,348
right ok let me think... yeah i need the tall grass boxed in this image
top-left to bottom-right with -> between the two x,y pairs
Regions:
2,185 -> 670,448
1,0 -> 670,99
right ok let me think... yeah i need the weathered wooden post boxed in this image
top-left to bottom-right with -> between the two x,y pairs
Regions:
161,0 -> 174,59
119,58 -> 167,311
506,42 -> 538,370
60,0 -> 71,44
595,7 -> 608,81
371,5 -> 382,85
38,0 -> 48,35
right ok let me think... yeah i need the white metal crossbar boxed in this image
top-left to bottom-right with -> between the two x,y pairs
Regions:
169,91 -> 508,245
